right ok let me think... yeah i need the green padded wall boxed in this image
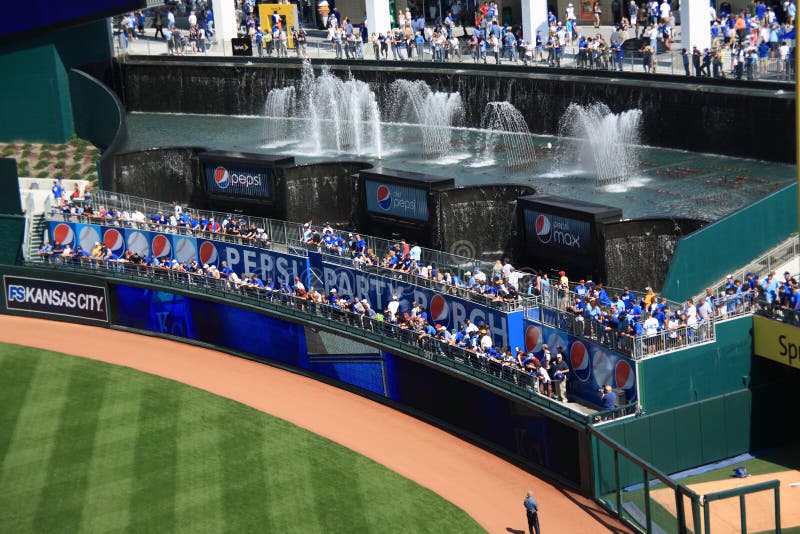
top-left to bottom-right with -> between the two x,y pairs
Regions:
637,315 -> 753,413
662,183 -> 797,302
0,20 -> 112,144
0,158 -> 22,214
594,389 -> 752,492
0,44 -> 73,143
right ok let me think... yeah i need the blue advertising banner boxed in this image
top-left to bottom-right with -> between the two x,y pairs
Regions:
522,319 -> 638,406
316,259 -> 523,349
113,284 -> 306,363
47,222 -> 309,286
364,180 -> 428,222
523,209 -> 591,255
202,161 -> 273,199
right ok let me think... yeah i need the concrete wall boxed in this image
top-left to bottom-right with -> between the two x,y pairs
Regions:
118,59 -> 795,163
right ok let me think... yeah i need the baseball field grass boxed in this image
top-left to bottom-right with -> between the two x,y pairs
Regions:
0,342 -> 484,533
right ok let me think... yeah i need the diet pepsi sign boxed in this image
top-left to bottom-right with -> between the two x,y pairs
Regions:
524,210 -> 591,253
365,181 -> 428,222
203,162 -> 272,199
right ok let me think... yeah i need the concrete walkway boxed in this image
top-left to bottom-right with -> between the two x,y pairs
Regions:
113,24 -> 793,83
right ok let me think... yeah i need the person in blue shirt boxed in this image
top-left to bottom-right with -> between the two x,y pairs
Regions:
523,490 -> 540,534
600,385 -> 617,410
51,179 -> 63,204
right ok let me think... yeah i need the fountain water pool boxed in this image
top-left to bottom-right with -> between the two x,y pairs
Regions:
124,110 -> 795,223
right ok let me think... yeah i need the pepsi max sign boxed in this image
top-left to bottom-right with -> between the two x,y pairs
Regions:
4,275 -> 108,323
524,210 -> 591,253
203,162 -> 272,199
364,181 -> 428,222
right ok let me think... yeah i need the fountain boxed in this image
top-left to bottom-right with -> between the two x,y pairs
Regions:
263,87 -> 296,144
386,79 -> 464,158
558,103 -> 642,187
263,62 -> 384,157
480,101 -> 537,169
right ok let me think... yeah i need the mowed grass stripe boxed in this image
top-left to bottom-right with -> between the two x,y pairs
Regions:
218,406 -> 277,533
0,343 -> 485,533
79,368 -> 143,532
32,362 -> 108,532
0,350 -> 74,531
174,388 -> 225,533
127,384 -> 179,531
0,348 -> 40,466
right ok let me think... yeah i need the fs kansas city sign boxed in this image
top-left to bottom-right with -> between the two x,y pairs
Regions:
4,276 -> 108,323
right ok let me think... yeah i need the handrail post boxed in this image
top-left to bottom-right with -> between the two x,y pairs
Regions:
643,470 -> 652,533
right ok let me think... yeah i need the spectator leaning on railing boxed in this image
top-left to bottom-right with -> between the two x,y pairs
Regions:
39,237 -> 589,405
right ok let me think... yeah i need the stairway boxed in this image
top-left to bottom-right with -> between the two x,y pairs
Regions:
26,214 -> 47,261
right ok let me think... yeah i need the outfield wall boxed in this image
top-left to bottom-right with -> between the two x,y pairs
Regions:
0,263 -> 591,492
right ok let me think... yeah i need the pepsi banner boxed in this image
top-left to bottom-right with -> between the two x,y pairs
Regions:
522,320 -> 638,406
315,259 -> 524,349
365,180 -> 428,222
202,162 -> 273,199
47,222 -> 309,285
4,275 -> 107,323
523,209 -> 591,254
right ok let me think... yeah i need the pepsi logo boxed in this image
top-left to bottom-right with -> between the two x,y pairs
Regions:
547,332 -> 567,355
535,214 -> 552,244
592,348 -> 614,389
127,231 -> 149,257
377,185 -> 391,210
214,166 -> 230,189
429,294 -> 449,322
524,325 -> 542,353
151,234 -> 172,258
615,360 -> 635,390
78,225 -> 100,252
103,228 -> 125,255
52,223 -> 74,246
173,237 -> 197,263
199,241 -> 218,265
570,341 -> 591,382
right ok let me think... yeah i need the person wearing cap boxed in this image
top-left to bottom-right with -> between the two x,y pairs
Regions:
574,279 -> 588,298
600,385 -> 617,410
551,349 -> 570,402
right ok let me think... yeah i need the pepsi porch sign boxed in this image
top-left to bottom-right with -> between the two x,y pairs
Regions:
523,209 -> 591,254
364,180 -> 428,222
203,162 -> 273,200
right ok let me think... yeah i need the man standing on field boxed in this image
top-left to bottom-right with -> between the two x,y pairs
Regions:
524,490 -> 541,534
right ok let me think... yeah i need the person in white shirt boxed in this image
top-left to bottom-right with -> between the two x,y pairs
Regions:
387,295 -> 400,316
480,331 -> 493,351
536,364 -> 551,396
659,0 -> 670,22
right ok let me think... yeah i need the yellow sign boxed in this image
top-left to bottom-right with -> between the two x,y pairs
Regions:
258,3 -> 299,48
753,314 -> 800,369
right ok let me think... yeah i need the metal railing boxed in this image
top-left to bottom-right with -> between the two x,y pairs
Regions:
25,255 -> 636,424
113,28 -> 796,83
698,235 -> 800,305
288,238 -> 533,312
754,298 -> 800,327
82,189 -> 488,279
529,298 -> 716,360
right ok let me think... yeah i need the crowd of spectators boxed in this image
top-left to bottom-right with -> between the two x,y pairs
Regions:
40,188 -> 794,408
